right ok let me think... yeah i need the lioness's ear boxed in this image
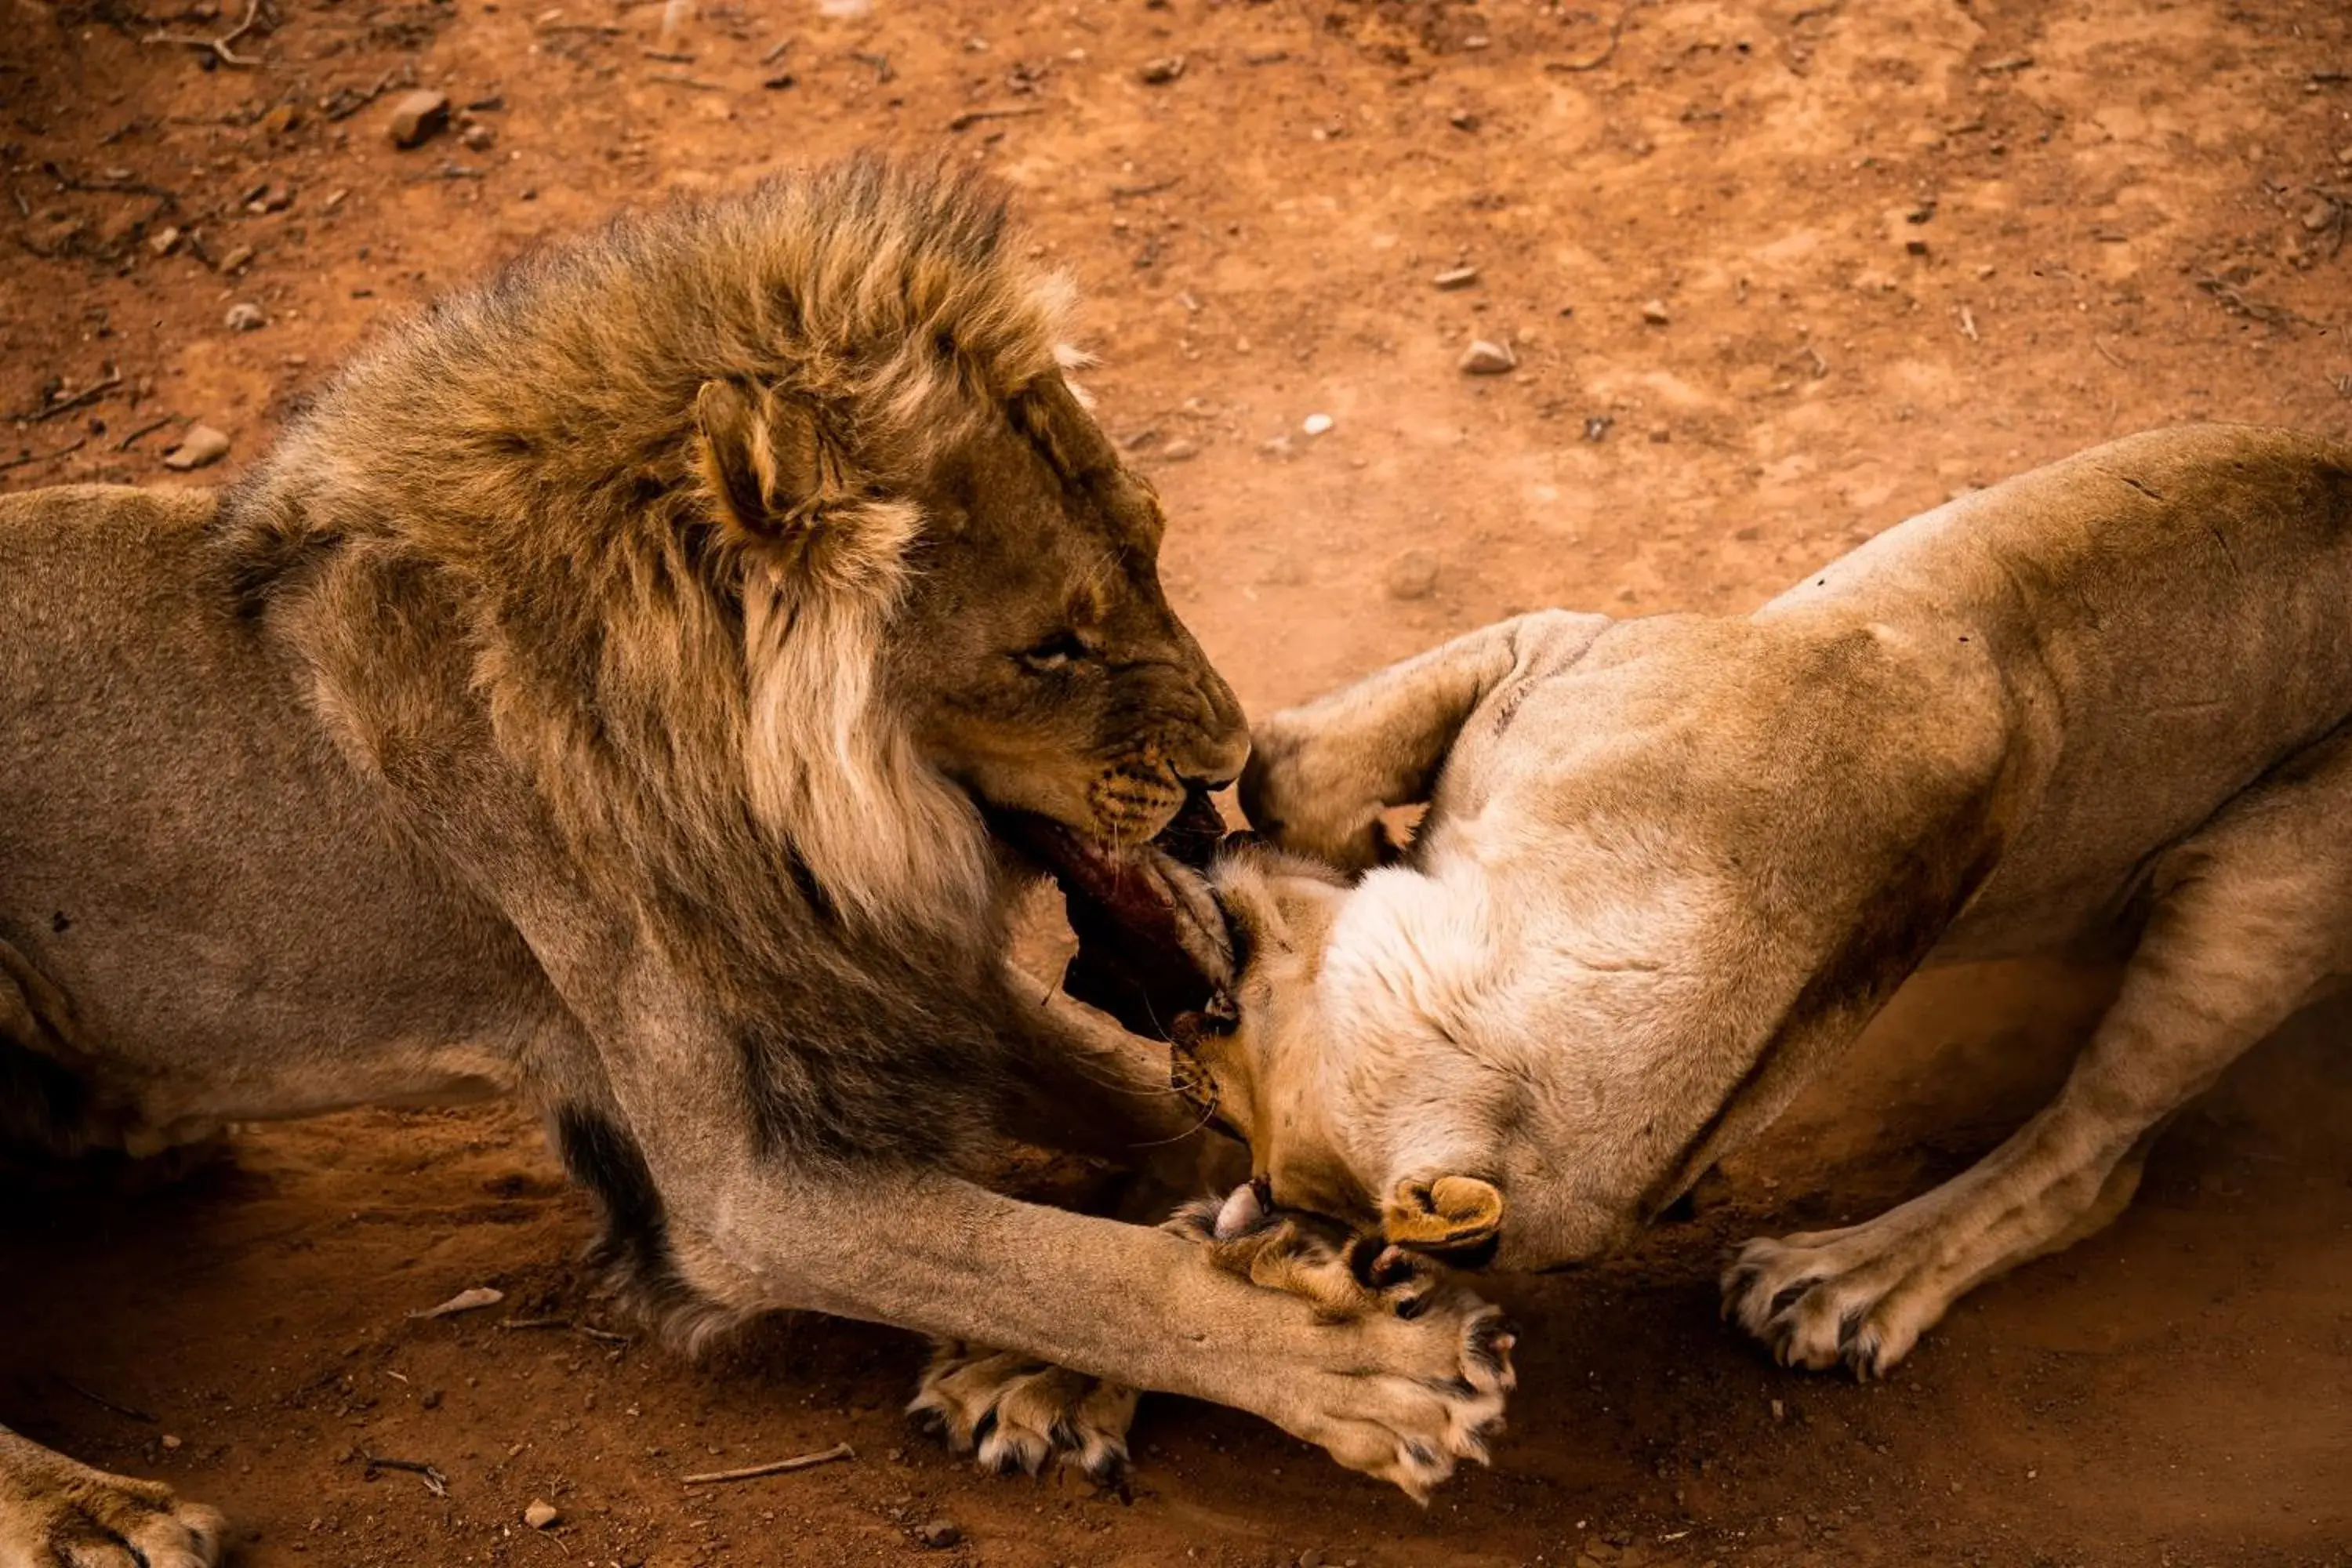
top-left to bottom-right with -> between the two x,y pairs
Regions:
692,379 -> 839,546
1384,1174 -> 1505,1260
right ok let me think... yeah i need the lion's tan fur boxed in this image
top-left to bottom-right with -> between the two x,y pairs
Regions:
221,159 -> 1075,940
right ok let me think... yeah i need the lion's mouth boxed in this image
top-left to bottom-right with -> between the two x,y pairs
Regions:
991,788 -> 1238,1039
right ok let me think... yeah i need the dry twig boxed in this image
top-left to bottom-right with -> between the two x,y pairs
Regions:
143,0 -> 267,69
1546,0 -> 1644,74
24,369 -> 124,423
682,1443 -> 853,1486
946,106 -> 1043,132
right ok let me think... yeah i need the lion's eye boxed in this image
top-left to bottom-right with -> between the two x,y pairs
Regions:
1015,630 -> 1091,673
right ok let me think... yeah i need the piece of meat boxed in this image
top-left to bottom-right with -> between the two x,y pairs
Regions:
993,789 -> 1236,1039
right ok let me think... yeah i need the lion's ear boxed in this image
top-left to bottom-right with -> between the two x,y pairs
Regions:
1009,374 -> 1114,479
692,379 -> 840,547
1384,1174 -> 1505,1262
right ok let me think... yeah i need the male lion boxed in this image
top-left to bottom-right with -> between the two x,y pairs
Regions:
0,160 -> 1507,1566
1141,424 -> 2352,1382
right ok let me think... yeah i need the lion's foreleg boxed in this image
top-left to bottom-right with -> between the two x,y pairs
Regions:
0,1425 -> 226,1568
1241,610 -> 1609,869
1722,732 -> 2352,1377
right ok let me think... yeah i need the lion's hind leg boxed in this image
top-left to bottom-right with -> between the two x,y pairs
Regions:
1722,732 -> 2352,1377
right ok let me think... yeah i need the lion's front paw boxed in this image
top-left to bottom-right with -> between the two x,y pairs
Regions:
1171,1185 -> 1516,1499
1720,1222 -> 1953,1379
0,1432 -> 226,1568
1285,1293 -> 1516,1501
909,1342 -> 1138,1485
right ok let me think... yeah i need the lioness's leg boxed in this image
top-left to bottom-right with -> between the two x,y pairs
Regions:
1242,611 -> 1609,869
1723,742 -> 2352,1377
0,1426 -> 225,1568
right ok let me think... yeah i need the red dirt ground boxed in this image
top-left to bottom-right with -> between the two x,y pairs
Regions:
4,0 -> 2350,1564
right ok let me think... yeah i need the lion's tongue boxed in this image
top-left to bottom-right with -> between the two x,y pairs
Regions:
999,790 -> 1236,1039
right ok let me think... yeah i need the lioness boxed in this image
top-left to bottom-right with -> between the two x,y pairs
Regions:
0,160 -> 1506,1566
1171,424 -> 2352,1379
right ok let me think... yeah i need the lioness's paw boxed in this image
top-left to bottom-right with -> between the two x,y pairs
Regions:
909,1341 -> 1138,1485
1164,1184 -> 1451,1323
0,1433 -> 226,1568
1720,1225 -> 1950,1379
1237,716 -> 1392,873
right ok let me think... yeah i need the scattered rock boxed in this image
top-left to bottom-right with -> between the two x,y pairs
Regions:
259,102 -> 302,136
219,245 -> 256,274
915,1519 -> 961,1548
523,1500 -> 561,1530
1447,108 -> 1479,131
1458,339 -> 1516,375
1301,412 -> 1334,437
163,425 -> 231,470
1156,436 -> 1200,461
2302,198 -> 2336,233
1904,237 -> 1929,256
1384,548 -> 1439,601
147,226 -> 182,256
420,1388 -> 443,1410
161,1434 -> 183,1450
245,183 -> 293,215
1648,425 -> 1671,443
2338,143 -> 2352,166
1138,55 -> 1185,84
1432,264 -> 1479,290
1640,299 -> 1671,325
223,302 -> 267,332
1584,415 -> 1613,442
1299,1552 -> 1327,1568
460,122 -> 497,152
817,0 -> 871,16
387,90 -> 452,149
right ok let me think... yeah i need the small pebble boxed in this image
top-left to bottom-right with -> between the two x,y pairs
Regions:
1138,55 -> 1185,84
1640,299 -> 1671,325
523,1501 -> 560,1530
162,1434 -> 183,1450
224,302 -> 266,332
1584,415 -> 1612,442
916,1519 -> 961,1548
1447,109 -> 1479,131
147,226 -> 181,256
1156,437 -> 1200,461
1904,237 -> 1929,256
1300,1552 -> 1328,1568
163,425 -> 230,470
1384,548 -> 1439,601
2337,143 -> 2352,165
1432,264 -> 1479,290
1458,339 -> 1516,375
459,122 -> 496,152
387,90 -> 451,149
1301,412 -> 1334,437
219,245 -> 256,274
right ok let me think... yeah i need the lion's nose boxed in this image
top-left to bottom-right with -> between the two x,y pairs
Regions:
1178,671 -> 1250,786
